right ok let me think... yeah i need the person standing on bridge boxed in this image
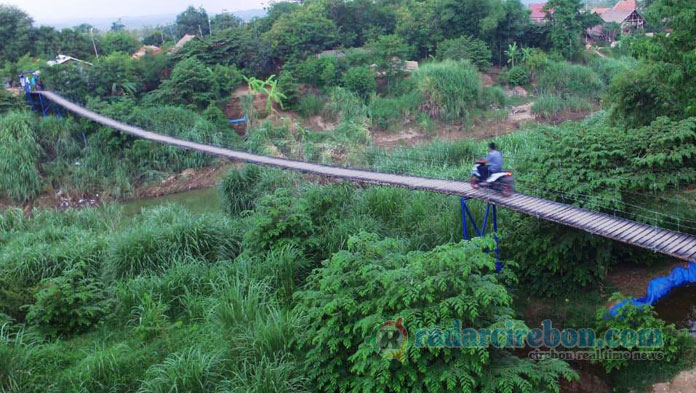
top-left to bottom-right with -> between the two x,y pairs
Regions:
478,142 -> 503,186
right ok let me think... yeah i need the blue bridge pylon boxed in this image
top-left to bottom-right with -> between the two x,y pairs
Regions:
460,197 -> 501,271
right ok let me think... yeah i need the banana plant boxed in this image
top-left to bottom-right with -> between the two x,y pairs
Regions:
505,42 -> 519,67
264,75 -> 287,113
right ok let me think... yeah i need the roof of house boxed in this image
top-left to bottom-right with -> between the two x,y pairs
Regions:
600,9 -> 636,23
528,3 -> 548,19
613,0 -> 637,11
46,55 -> 93,67
132,45 -> 162,59
591,7 -> 610,15
170,34 -> 196,53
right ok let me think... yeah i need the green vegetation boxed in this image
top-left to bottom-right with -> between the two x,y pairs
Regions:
3,0 -> 696,391
412,60 -> 482,122
0,112 -> 42,204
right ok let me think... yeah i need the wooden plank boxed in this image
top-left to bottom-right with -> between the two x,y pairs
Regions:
670,241 -> 696,258
643,232 -> 682,250
594,217 -> 635,236
642,230 -> 683,250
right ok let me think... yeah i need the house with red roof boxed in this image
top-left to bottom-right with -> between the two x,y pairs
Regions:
527,3 -> 550,24
588,0 -> 645,41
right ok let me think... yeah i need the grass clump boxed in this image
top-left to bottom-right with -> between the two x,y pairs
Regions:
0,112 -> 42,204
412,60 -> 482,122
297,94 -> 325,118
532,94 -> 593,119
104,205 -> 241,280
536,60 -> 604,100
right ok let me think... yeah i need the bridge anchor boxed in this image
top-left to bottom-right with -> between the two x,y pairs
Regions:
460,197 -> 501,271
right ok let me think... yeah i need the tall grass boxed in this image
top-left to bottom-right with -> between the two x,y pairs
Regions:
532,94 -> 593,119
139,347 -> 225,393
536,60 -> 604,100
104,205 -> 242,280
412,60 -> 482,123
589,56 -> 639,85
297,94 -> 325,118
0,326 -> 38,392
0,112 -> 42,204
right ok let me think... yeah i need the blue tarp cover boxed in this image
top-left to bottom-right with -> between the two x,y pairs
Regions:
609,261 -> 696,316
229,116 -> 247,125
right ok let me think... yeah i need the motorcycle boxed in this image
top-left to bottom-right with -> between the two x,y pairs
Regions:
469,161 -> 515,197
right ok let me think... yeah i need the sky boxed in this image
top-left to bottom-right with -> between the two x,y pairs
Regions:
4,0 -> 267,22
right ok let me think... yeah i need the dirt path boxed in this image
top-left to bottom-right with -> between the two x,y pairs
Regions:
372,101 -> 537,148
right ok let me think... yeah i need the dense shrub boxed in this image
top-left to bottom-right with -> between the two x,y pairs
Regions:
507,65 -> 529,86
26,263 -> 110,338
607,63 -> 679,128
0,89 -> 23,114
146,57 -> 220,110
594,298 -> 683,372
296,233 -> 576,392
589,56 -> 639,85
481,86 -> 507,109
242,188 -> 316,255
342,66 -> 377,99
412,60 -> 482,122
436,35 -> 492,71
368,96 -> 402,130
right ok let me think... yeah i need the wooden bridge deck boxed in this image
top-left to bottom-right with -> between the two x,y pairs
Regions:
39,91 -> 696,261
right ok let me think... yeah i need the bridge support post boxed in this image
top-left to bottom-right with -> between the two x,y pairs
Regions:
460,197 -> 501,272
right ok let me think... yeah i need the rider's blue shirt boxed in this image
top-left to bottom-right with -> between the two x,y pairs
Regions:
486,150 -> 503,173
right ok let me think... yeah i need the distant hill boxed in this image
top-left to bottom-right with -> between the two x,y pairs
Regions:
35,9 -> 266,31
234,9 -> 267,21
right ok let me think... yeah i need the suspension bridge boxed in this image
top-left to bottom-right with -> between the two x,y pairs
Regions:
35,90 -> 696,262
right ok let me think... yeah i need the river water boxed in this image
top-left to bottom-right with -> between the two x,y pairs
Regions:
653,285 -> 696,332
120,187 -> 222,217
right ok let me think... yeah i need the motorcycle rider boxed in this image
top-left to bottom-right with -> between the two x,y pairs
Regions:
477,142 -> 503,186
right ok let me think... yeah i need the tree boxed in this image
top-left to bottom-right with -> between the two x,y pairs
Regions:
57,28 -> 98,59
489,0 -> 532,64
323,0 -> 396,47
90,52 -> 140,97
296,233 -> 577,393
149,57 -> 217,110
110,18 -> 125,32
545,0 -> 601,59
437,36 -> 493,72
101,31 -> 140,55
210,12 -> 242,32
264,9 -> 338,60
0,5 -> 34,62
342,66 -> 377,99
32,26 -> 61,58
176,6 -> 210,37
368,34 -> 413,86
395,0 -> 442,58
608,0 -> 696,124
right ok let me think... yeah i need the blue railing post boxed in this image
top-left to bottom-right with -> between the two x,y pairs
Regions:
460,197 -> 501,270
461,197 -> 469,240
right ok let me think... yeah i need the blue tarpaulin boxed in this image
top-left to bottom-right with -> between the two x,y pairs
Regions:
229,116 -> 247,125
609,261 -> 696,316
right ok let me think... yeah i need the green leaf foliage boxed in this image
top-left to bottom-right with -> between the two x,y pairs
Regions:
296,232 -> 576,393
